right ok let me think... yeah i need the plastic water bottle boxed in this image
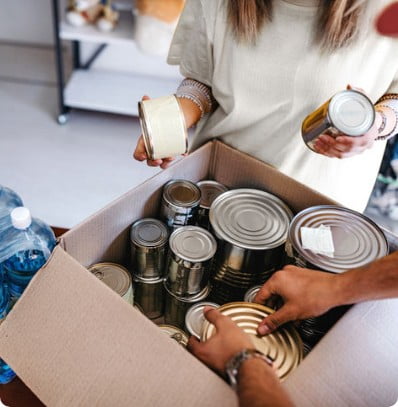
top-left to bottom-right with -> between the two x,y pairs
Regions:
0,207 -> 56,384
1,207 -> 56,301
0,185 -> 23,232
0,271 -> 13,384
0,268 -> 13,384
0,186 -> 23,384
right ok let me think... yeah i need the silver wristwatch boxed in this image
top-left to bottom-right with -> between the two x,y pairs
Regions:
225,348 -> 274,390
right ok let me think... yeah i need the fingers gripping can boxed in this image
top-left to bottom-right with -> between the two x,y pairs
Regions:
138,95 -> 188,160
301,89 -> 375,151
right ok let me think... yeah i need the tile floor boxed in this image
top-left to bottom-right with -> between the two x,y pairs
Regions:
1,41 -> 397,234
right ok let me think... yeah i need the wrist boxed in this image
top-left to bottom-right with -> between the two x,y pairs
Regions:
225,348 -> 273,389
176,97 -> 202,128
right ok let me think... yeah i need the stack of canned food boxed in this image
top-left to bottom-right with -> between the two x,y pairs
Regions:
130,218 -> 169,319
88,178 -> 390,369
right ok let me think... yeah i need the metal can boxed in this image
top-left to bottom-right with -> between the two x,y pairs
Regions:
130,218 -> 169,280
158,324 -> 189,347
138,95 -> 188,160
165,226 -> 217,296
201,302 -> 303,381
160,179 -> 201,230
185,301 -> 220,339
196,180 -> 228,230
243,285 -> 283,310
209,189 -> 293,304
163,282 -> 210,330
297,305 -> 350,350
285,205 -> 388,273
301,90 -> 375,152
133,276 -> 165,319
88,262 -> 134,305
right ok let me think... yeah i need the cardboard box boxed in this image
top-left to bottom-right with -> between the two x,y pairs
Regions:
1,141 -> 398,407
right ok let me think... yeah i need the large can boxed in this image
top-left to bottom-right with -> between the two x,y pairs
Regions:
285,205 -> 389,273
163,282 -> 210,330
185,301 -> 220,339
196,180 -> 228,230
201,302 -> 303,381
133,276 -> 165,319
209,189 -> 293,304
130,218 -> 169,280
138,95 -> 188,160
165,226 -> 217,296
160,179 -> 201,230
88,262 -> 134,305
301,89 -> 375,152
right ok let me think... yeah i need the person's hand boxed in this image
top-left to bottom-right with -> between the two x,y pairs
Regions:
312,85 -> 379,159
187,306 -> 255,375
133,95 -> 176,170
254,265 -> 342,335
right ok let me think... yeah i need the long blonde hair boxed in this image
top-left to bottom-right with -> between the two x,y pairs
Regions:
228,0 -> 367,50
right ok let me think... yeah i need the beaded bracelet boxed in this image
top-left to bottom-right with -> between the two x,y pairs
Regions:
375,93 -> 398,140
176,78 -> 216,119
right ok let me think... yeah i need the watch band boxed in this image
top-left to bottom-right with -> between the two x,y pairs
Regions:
225,348 -> 274,390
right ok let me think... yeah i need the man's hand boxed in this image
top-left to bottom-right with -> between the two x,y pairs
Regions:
133,95 -> 176,169
254,265 -> 342,335
187,306 -> 255,375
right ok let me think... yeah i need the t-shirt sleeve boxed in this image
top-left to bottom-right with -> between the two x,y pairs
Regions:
167,0 -> 214,87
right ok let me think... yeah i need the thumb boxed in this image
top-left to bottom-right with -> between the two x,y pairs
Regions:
142,95 -> 150,101
257,306 -> 295,335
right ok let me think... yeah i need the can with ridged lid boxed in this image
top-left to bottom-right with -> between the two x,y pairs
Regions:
201,302 -> 303,381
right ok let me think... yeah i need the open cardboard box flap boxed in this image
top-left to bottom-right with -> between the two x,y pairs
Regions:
1,141 -> 398,406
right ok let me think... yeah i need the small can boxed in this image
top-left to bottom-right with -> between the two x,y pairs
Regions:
130,218 -> 169,280
185,301 -> 220,339
285,205 -> 388,273
163,282 -> 210,330
138,95 -> 188,160
196,180 -> 228,230
133,276 -> 165,319
158,324 -> 189,347
165,226 -> 217,296
88,262 -> 134,305
201,302 -> 303,381
244,285 -> 283,310
301,89 -> 375,152
160,179 -> 201,230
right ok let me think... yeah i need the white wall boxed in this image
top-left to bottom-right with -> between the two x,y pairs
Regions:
0,0 -> 64,45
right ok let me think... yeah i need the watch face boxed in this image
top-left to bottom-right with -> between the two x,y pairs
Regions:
202,302 -> 303,381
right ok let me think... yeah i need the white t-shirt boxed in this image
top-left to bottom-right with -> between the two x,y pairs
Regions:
167,0 -> 398,212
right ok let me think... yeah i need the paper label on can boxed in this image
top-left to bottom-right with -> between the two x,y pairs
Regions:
300,225 -> 335,257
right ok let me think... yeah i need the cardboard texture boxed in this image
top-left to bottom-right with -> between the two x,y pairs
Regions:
1,141 -> 397,406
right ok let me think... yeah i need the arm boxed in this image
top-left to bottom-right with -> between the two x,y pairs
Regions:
255,251 -> 398,334
313,87 -> 398,159
188,307 -> 294,407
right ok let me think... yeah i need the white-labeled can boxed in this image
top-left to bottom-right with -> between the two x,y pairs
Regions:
138,95 -> 188,160
301,90 -> 375,152
88,262 -> 134,305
